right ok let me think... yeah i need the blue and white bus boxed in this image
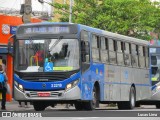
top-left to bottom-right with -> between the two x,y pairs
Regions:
137,45 -> 160,108
9,23 -> 151,111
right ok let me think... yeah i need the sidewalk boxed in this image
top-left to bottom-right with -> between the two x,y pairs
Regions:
0,101 -> 33,111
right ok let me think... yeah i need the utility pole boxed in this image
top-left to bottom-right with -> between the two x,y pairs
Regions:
22,0 -> 32,23
69,0 -> 73,23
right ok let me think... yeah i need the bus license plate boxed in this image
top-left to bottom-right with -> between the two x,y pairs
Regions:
38,92 -> 51,97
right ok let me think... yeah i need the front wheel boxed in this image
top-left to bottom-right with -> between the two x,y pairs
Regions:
33,102 -> 46,111
83,86 -> 97,110
75,102 -> 84,110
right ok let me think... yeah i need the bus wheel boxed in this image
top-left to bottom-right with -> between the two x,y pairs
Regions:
33,102 -> 46,111
118,86 -> 136,110
129,87 -> 136,109
84,86 -> 97,110
74,102 -> 84,110
156,104 -> 160,109
135,103 -> 140,107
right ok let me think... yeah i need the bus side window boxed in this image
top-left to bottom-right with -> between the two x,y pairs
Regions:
136,45 -> 140,67
100,37 -> 109,63
131,44 -> 138,67
145,47 -> 149,68
139,46 -> 145,68
109,39 -> 116,64
117,41 -> 124,65
81,31 -> 90,63
124,43 -> 131,66
81,41 -> 90,63
92,35 -> 100,62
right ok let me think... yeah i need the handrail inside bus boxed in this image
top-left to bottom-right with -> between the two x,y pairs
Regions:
30,56 -> 38,66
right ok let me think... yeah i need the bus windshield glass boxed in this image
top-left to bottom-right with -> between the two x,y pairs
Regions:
15,39 -> 79,72
151,55 -> 160,85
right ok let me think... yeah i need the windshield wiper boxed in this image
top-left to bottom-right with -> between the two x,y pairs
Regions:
49,36 -> 63,51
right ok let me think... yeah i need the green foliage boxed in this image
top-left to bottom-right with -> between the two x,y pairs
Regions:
52,0 -> 160,40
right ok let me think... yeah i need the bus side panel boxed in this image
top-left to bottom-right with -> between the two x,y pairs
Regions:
121,67 -> 151,101
134,68 -> 150,101
136,69 -> 151,101
81,70 -> 92,100
110,65 -> 121,101
81,63 -> 104,101
103,65 -> 121,101
121,67 -> 133,101
104,64 -> 110,101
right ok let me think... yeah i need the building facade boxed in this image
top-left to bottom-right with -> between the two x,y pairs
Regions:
0,15 -> 41,101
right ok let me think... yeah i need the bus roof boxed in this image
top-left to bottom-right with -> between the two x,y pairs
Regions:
18,22 -> 149,45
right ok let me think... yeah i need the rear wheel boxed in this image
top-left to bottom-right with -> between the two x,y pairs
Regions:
135,103 -> 140,107
118,86 -> 136,110
33,102 -> 46,111
156,104 -> 160,109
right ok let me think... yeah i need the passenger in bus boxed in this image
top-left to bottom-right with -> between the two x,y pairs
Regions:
34,50 -> 44,66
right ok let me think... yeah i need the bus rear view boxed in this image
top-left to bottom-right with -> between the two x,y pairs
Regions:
13,23 -> 81,111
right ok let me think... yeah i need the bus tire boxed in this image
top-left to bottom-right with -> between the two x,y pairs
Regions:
33,102 -> 46,111
118,86 -> 136,110
156,104 -> 160,109
135,103 -> 140,107
83,86 -> 97,110
74,102 -> 84,110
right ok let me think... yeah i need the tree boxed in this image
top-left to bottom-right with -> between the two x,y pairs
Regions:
52,0 -> 160,40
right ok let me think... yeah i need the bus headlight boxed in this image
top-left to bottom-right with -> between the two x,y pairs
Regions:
14,81 -> 24,92
65,79 -> 79,91
18,84 -> 24,92
156,85 -> 160,91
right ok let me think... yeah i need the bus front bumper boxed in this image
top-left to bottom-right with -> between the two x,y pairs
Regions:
14,85 -> 81,101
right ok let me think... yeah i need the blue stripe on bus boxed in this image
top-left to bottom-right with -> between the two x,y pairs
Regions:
14,72 -> 81,90
152,85 -> 157,90
105,82 -> 151,86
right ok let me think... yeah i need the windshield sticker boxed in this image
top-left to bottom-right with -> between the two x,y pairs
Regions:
53,67 -> 73,71
44,62 -> 53,72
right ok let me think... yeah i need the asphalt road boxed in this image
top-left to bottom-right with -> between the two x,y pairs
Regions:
8,105 -> 160,117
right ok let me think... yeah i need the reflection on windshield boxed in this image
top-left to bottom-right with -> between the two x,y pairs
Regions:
16,39 -> 79,72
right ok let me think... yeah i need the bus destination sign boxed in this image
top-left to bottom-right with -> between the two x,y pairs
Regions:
150,48 -> 160,54
24,26 -> 70,34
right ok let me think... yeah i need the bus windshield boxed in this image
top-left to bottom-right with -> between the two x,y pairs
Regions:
15,39 -> 79,72
151,55 -> 160,85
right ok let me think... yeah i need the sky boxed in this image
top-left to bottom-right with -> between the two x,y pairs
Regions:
0,0 -> 52,15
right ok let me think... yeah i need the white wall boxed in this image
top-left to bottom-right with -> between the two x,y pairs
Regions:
0,0 -> 52,15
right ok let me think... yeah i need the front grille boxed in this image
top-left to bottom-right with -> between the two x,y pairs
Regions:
25,90 -> 64,97
15,70 -> 79,81
21,76 -> 67,81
